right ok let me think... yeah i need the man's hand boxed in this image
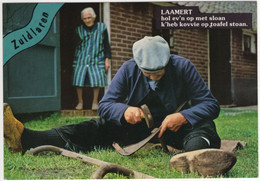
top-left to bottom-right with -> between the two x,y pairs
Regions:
158,113 -> 188,138
124,106 -> 143,125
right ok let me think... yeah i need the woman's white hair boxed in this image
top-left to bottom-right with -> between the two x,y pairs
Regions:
81,7 -> 96,18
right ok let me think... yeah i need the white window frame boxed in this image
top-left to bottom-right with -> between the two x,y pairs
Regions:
242,29 -> 256,54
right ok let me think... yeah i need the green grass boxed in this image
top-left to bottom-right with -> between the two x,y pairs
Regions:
215,109 -> 258,178
4,108 -> 258,179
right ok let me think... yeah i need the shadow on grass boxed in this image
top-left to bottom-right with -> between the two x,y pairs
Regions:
15,111 -> 59,123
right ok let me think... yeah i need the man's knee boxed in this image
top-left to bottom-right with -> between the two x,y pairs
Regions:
184,136 -> 211,152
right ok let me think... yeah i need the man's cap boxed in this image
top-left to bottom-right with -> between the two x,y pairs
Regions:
132,36 -> 170,73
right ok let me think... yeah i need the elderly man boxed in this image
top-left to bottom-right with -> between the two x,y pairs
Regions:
4,36 -> 234,176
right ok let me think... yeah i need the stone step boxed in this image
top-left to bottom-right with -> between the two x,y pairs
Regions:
61,110 -> 98,117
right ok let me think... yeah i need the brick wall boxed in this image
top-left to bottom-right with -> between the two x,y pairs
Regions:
231,29 -> 257,105
110,3 -> 154,77
231,29 -> 257,79
173,29 -> 209,83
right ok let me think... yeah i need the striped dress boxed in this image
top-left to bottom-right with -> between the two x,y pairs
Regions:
73,22 -> 111,87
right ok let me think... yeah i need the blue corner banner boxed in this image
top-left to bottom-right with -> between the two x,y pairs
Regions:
3,3 -> 64,66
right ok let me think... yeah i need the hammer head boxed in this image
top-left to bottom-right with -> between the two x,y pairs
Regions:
140,104 -> 154,129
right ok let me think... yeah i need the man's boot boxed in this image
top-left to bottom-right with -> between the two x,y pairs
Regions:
4,103 -> 24,153
169,148 -> 237,176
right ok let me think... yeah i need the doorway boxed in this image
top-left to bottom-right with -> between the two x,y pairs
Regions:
60,3 -> 104,110
209,29 -> 232,105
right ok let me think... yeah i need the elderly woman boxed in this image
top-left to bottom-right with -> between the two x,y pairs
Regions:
73,7 -> 111,110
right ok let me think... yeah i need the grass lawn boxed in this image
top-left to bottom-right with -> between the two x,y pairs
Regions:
4,108 -> 258,179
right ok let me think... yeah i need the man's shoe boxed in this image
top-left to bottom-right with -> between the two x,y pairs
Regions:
169,148 -> 237,176
4,103 -> 24,153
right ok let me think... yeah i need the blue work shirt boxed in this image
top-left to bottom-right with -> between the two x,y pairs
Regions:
98,54 -> 220,127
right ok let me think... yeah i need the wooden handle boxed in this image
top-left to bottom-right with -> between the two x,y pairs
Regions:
140,112 -> 145,119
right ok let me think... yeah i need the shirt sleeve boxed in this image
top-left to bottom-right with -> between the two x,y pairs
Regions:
98,63 -> 129,126
179,59 -> 220,126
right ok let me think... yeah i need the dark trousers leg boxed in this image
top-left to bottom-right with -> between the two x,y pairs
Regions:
21,118 -> 121,153
21,128 -> 66,152
54,118 -> 123,152
183,136 -> 211,152
164,121 -> 221,151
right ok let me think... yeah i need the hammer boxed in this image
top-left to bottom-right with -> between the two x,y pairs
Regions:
140,104 -> 169,153
113,102 -> 187,155
140,104 -> 154,129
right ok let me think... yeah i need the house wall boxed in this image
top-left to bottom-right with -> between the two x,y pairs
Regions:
231,29 -> 257,105
232,29 -> 257,79
110,3 -> 154,77
173,29 -> 209,84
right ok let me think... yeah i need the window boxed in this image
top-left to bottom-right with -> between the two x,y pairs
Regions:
152,29 -> 174,49
242,30 -> 256,54
169,29 -> 174,48
243,35 -> 251,53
